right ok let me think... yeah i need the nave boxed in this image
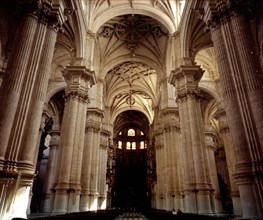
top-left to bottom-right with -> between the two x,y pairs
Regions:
1,0 -> 263,219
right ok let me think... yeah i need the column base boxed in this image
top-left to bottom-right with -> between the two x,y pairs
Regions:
98,195 -> 107,209
231,194 -> 242,217
52,188 -> 68,215
196,189 -> 213,216
183,189 -> 197,213
41,194 -> 52,213
89,191 -> 99,211
80,190 -> 90,211
7,185 -> 31,220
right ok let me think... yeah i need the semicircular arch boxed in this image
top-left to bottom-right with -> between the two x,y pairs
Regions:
90,5 -> 175,34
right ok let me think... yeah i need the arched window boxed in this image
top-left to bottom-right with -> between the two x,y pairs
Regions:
118,141 -> 122,149
132,142 -> 136,150
140,141 -> 144,149
116,127 -> 147,151
128,128 -> 135,136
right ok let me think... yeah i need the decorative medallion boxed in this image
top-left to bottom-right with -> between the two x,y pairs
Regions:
102,14 -> 166,56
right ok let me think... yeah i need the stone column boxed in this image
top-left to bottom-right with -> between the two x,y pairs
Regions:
163,122 -> 173,211
161,108 -> 182,211
204,132 -> 223,215
228,5 -> 263,216
0,3 -> 41,170
208,10 -> 262,217
89,110 -> 103,211
52,66 -> 95,214
80,109 -> 103,211
170,62 -> 213,215
169,116 -> 183,212
0,2 -> 63,219
80,123 -> 94,211
154,124 -> 165,209
229,4 -> 263,149
213,107 -> 241,217
17,15 -> 60,175
26,112 -> 48,215
98,127 -> 110,209
177,97 -> 195,213
41,130 -> 60,213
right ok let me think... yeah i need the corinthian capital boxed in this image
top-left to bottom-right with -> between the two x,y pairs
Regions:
62,66 -> 96,103
169,64 -> 204,102
207,0 -> 255,29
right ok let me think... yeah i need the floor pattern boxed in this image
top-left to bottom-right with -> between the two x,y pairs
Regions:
114,212 -> 148,220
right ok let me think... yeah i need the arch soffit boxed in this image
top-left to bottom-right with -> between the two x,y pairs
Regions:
110,106 -> 152,126
90,5 -> 175,34
199,85 -> 220,104
45,84 -> 66,103
178,0 -> 208,59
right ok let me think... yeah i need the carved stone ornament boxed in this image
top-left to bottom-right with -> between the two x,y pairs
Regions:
101,14 -> 166,54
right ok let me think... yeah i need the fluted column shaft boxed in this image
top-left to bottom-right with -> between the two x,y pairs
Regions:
161,108 -> 182,211
170,64 -> 213,215
170,122 -> 183,211
17,17 -> 59,175
163,123 -> 173,210
0,6 -> 39,169
177,99 -> 194,212
213,108 -> 241,216
0,2 -> 63,219
80,109 -> 103,211
230,12 -> 263,150
154,126 -> 165,209
89,120 -> 101,210
52,66 -> 95,214
229,10 -> 263,216
98,128 -> 111,209
208,12 -> 261,217
204,132 -> 223,215
41,130 -> 60,213
80,124 -> 94,211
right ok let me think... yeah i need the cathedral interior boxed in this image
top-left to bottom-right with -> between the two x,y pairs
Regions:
0,0 -> 263,219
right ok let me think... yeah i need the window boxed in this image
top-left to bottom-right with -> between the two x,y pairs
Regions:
116,127 -> 147,151
132,142 -> 136,150
140,141 -> 144,149
118,141 -> 122,149
128,128 -> 135,136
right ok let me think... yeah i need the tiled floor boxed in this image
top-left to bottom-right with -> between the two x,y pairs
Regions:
115,212 -> 148,220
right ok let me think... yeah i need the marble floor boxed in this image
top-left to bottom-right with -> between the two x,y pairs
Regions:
114,212 -> 149,220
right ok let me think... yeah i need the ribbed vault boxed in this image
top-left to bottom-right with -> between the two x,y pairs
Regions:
99,14 -> 170,123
